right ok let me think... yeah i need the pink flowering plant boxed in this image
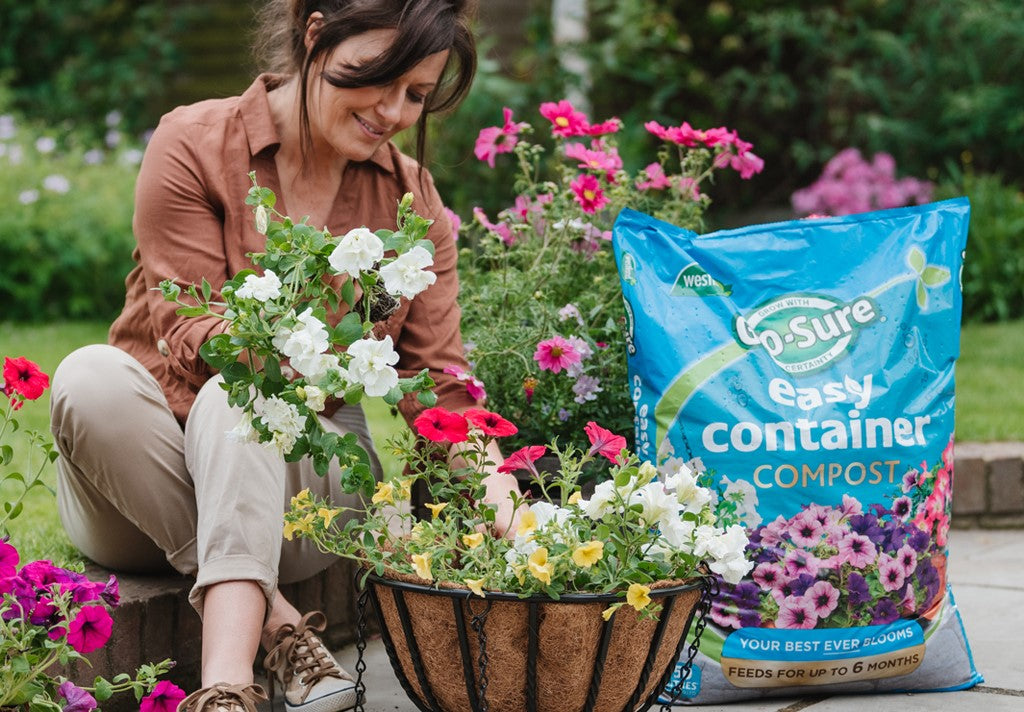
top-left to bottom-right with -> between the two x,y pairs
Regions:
160,176 -> 440,495
456,100 -> 764,453
708,436 -> 954,631
791,147 -> 933,217
284,409 -> 752,618
2,357 -> 179,711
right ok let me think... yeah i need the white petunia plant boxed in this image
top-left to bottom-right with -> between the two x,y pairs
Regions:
159,173 -> 438,495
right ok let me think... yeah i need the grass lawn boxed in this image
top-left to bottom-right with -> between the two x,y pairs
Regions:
2,319 -> 1022,563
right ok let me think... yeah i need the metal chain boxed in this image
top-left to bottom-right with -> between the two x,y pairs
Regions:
468,599 -> 493,712
659,568 -> 719,711
353,576 -> 370,712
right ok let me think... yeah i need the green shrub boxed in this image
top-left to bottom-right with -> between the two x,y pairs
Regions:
935,170 -> 1024,323
0,0 -> 186,138
0,113 -> 139,322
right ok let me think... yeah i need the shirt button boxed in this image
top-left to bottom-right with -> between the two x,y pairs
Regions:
157,339 -> 170,357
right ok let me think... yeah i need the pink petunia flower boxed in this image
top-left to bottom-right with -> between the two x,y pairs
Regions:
473,207 -> 514,245
788,511 -> 825,548
140,681 -> 187,712
895,544 -> 918,578
877,554 -> 907,593
413,407 -> 469,444
805,581 -> 840,619
444,207 -> 462,241
570,174 -> 610,214
533,335 -> 582,374
775,596 -> 818,630
474,107 -> 528,167
837,532 -> 877,569
497,445 -> 548,477
730,150 -> 765,179
783,549 -> 822,578
539,99 -> 589,137
584,421 -> 627,463
751,562 -> 785,591
66,604 -> 113,654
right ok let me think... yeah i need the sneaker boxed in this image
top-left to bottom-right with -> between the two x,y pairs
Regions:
263,611 -> 358,712
176,682 -> 268,712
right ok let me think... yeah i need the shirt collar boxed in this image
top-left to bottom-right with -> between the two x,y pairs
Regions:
240,73 -> 396,175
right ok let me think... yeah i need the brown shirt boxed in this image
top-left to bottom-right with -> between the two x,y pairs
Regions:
110,74 -> 475,425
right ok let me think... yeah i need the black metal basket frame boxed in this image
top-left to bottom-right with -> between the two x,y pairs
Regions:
351,571 -> 716,712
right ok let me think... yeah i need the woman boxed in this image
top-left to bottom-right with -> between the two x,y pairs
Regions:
49,2 -> 518,711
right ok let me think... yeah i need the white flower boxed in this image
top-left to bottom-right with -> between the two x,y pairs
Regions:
572,374 -> 602,404
273,308 -> 329,360
105,129 -> 121,148
300,385 -> 328,412
42,174 -> 71,194
558,303 -> 584,326
105,110 -> 122,127
119,148 -> 143,165
7,145 -> 23,165
346,335 -> 399,397
83,149 -> 104,165
254,395 -> 303,455
705,525 -> 753,584
254,205 -> 270,234
236,269 -> 282,301
226,413 -> 259,444
379,246 -> 436,299
630,481 -> 679,527
658,517 -> 697,552
0,115 -> 15,141
721,476 -> 762,529
292,352 -> 343,385
579,479 -> 628,520
328,227 -> 384,277
35,136 -> 56,154
18,190 -> 39,205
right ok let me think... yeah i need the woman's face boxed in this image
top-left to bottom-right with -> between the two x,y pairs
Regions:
306,28 -> 448,164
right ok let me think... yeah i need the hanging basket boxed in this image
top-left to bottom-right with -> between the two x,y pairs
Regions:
357,572 -> 711,712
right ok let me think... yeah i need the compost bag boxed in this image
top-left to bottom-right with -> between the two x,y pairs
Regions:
612,199 -> 982,704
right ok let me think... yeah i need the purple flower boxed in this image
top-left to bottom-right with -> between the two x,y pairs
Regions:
847,572 -> 871,606
891,496 -> 912,520
907,527 -> 930,552
59,681 -> 98,712
0,539 -> 18,578
788,573 -> 817,598
849,514 -> 884,545
870,598 -> 900,625
738,610 -> 763,628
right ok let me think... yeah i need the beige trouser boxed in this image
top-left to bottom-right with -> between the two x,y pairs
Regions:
49,344 -> 382,616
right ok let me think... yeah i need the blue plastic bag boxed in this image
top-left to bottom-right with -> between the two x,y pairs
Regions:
613,200 -> 982,704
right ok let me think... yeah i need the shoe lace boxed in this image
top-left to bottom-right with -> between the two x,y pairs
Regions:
263,611 -> 345,703
177,683 -> 267,712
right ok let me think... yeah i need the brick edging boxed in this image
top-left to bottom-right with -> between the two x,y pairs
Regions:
953,441 -> 1024,528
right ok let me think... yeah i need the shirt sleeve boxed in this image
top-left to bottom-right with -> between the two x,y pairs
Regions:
389,170 -> 479,425
132,114 -> 231,389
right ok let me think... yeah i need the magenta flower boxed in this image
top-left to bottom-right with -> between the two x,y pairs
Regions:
636,162 -> 671,191
58,681 -> 98,712
497,445 -> 548,476
584,421 -> 627,463
539,99 -> 589,137
533,335 -> 582,374
140,680 -> 187,712
3,356 -> 50,409
730,150 -> 764,180
0,539 -> 18,578
472,207 -> 514,245
444,207 -> 461,241
443,364 -> 487,401
464,408 -> 518,438
805,581 -> 840,618
837,532 -> 877,569
474,106 -> 528,168
66,604 -> 113,653
775,596 -> 818,630
783,549 -> 822,578
413,407 -> 469,444
570,174 -> 609,214
877,554 -> 907,593
751,562 -> 785,591
563,141 -> 623,175
583,117 -> 622,137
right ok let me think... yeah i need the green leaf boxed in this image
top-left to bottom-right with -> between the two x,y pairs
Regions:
201,277 -> 213,302
263,356 -> 282,382
340,279 -> 356,308
334,312 -> 364,346
93,678 -> 114,702
416,390 -> 437,407
382,386 -> 404,406
921,265 -> 950,287
1,444 -> 12,466
158,279 -> 181,301
175,306 -> 208,318
907,246 -> 926,273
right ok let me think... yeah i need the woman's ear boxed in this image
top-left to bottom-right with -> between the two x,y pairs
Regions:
303,11 -> 325,52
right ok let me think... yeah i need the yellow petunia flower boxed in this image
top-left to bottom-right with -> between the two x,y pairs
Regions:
567,491 -> 583,505
626,583 -> 652,611
410,522 -> 427,542
282,512 -> 315,541
371,481 -> 394,505
290,488 -> 311,509
318,507 -> 340,528
572,540 -> 604,568
462,532 -> 485,549
411,552 -> 433,581
394,478 -> 413,501
527,547 -> 554,586
464,577 -> 486,597
517,508 -> 538,538
602,603 -> 623,621
425,502 -> 448,519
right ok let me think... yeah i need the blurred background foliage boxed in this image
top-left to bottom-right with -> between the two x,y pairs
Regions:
1,0 -> 1022,322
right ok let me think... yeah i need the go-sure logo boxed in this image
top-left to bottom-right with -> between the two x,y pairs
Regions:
733,292 -> 879,374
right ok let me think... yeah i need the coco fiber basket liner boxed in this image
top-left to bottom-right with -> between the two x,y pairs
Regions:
364,572 -> 706,712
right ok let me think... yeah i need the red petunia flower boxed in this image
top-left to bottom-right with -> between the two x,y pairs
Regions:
65,604 -> 113,654
497,445 -> 548,476
464,408 -> 518,438
584,421 -> 627,463
413,407 -> 469,443
3,356 -> 49,410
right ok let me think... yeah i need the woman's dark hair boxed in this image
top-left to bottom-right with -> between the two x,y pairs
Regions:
255,0 -> 477,167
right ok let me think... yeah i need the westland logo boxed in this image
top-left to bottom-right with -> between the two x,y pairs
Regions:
733,292 -> 879,374
671,262 -> 731,297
